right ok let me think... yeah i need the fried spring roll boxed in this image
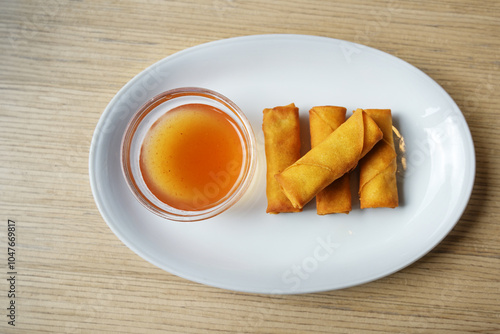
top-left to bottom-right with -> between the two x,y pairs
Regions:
359,109 -> 399,208
275,110 -> 382,209
263,103 -> 302,213
309,106 -> 351,214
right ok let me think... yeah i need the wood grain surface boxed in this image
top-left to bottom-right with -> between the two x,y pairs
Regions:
1,0 -> 499,333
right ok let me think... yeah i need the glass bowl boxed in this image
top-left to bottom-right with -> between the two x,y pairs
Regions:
121,87 -> 256,222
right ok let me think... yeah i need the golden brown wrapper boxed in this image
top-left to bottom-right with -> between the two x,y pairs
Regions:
276,110 -> 382,209
263,103 -> 302,213
359,109 -> 399,209
309,106 -> 352,215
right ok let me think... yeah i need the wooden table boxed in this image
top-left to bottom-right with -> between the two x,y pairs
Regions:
1,0 -> 499,332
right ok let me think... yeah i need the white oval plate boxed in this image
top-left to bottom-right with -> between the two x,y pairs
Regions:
89,35 -> 475,294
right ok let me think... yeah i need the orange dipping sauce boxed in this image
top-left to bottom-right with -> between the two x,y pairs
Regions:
140,103 -> 244,211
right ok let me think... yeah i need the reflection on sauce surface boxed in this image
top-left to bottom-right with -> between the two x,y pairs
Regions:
140,103 -> 243,210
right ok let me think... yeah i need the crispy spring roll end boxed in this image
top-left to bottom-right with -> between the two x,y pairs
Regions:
316,175 -> 352,214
